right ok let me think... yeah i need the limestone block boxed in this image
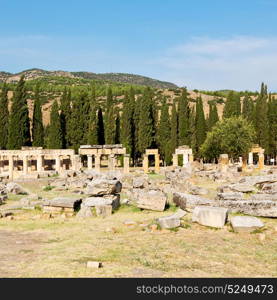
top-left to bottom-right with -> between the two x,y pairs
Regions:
95,205 -> 113,217
192,206 -> 228,228
87,261 -> 102,268
43,197 -> 82,210
82,194 -> 120,210
85,179 -> 122,196
157,215 -> 180,229
173,192 -> 212,210
76,206 -> 93,218
136,190 -> 166,211
6,182 -> 28,195
230,216 -> 264,232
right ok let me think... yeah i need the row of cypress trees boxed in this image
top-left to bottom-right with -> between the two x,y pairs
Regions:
223,83 -> 277,158
0,77 -> 276,165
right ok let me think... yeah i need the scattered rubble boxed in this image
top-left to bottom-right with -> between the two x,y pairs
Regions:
192,206 -> 228,228
230,216 -> 264,233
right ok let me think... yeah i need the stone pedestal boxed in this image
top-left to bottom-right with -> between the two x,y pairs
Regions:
55,156 -> 61,173
143,156 -> 148,174
183,153 -> 189,166
37,155 -> 43,172
219,154 -> 229,172
155,154 -> 160,173
108,154 -> 116,171
8,156 -> 13,180
248,152 -> 253,165
95,155 -> 101,172
258,153 -> 264,169
23,156 -> 28,175
172,154 -> 178,167
242,157 -> 247,169
87,154 -> 93,170
123,154 -> 130,173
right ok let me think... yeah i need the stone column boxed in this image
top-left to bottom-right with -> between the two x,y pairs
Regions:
23,155 -> 28,175
63,159 -> 67,170
108,154 -> 116,171
219,154 -> 228,173
242,156 -> 247,169
258,153 -> 264,169
95,154 -> 101,172
155,154 -> 160,173
8,155 -> 14,180
183,152 -> 189,166
248,152 -> 253,165
73,154 -> 81,171
123,154 -> 130,173
27,157 -> 32,172
55,155 -> 61,173
172,154 -> 178,167
143,155 -> 148,174
37,155 -> 43,172
239,156 -> 243,167
87,154 -> 93,170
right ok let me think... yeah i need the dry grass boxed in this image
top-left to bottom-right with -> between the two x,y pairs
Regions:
1,206 -> 277,278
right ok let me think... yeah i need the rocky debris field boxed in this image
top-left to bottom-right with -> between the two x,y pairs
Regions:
1,165 -> 277,230
0,164 -> 277,277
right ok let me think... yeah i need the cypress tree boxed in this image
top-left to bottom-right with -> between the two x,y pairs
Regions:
60,87 -> 72,148
32,84 -> 44,147
114,110 -> 121,144
121,92 -> 133,153
97,107 -> 105,145
195,96 -> 207,156
0,83 -> 9,149
189,106 -> 196,152
133,95 -> 141,163
267,94 -> 277,158
48,100 -> 62,149
138,88 -> 155,153
178,88 -> 190,145
43,124 -> 50,148
255,83 -> 269,151
69,91 -> 89,151
242,93 -> 254,123
121,90 -> 134,154
223,91 -> 241,118
105,87 -> 115,144
170,101 -> 178,154
7,76 -> 31,149
65,89 -> 72,146
157,99 -> 171,165
207,102 -> 219,130
87,99 -> 98,145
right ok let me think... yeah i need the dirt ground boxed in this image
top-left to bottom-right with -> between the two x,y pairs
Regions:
0,178 -> 277,278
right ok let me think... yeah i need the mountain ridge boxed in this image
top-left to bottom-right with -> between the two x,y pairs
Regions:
0,68 -> 178,89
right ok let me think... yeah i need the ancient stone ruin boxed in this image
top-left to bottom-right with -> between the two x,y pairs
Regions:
0,143 -> 276,232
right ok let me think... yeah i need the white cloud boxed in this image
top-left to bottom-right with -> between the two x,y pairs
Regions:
155,36 -> 277,91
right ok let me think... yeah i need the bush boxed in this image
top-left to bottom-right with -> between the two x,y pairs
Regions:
43,185 -> 55,191
200,116 -> 256,160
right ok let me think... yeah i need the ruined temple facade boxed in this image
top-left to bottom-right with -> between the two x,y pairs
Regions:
0,147 -> 79,180
79,144 -> 129,173
0,144 -> 268,180
0,145 -> 130,180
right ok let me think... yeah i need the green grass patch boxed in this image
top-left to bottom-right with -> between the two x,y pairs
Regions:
43,185 -> 55,191
148,173 -> 165,180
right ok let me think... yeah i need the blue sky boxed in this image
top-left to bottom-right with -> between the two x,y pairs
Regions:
1,0 -> 277,90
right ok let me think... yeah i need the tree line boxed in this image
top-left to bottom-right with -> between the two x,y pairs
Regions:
0,76 -> 276,165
